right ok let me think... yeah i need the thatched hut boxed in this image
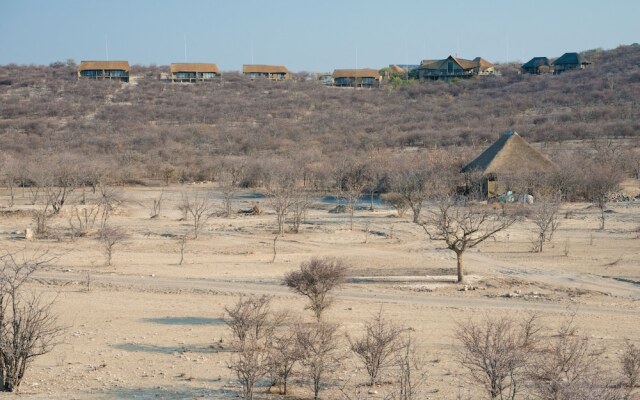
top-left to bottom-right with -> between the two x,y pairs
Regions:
462,131 -> 554,197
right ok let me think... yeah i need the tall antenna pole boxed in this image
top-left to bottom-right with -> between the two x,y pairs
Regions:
355,45 -> 358,89
105,35 -> 109,61
251,40 -> 254,64
405,40 -> 408,80
184,34 -> 187,62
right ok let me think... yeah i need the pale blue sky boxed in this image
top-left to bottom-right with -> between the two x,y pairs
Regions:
0,0 -> 638,71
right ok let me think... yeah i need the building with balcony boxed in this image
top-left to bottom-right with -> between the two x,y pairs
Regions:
170,63 -> 220,82
77,61 -> 130,82
521,57 -> 552,74
418,56 -> 495,81
552,52 -> 591,74
242,65 -> 291,80
332,69 -> 381,88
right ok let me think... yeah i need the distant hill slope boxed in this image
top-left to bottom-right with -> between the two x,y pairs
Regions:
0,45 -> 638,178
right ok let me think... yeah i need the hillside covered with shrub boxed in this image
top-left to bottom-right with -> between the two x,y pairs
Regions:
0,45 -> 638,182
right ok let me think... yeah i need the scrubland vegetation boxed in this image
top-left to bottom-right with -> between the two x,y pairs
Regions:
0,45 -> 638,398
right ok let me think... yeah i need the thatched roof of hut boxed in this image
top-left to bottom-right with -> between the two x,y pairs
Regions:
462,131 -> 554,176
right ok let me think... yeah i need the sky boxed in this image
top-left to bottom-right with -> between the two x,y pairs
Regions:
0,0 -> 638,72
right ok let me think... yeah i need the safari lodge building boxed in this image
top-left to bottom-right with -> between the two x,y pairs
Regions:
242,65 -> 291,80
332,69 -> 381,88
77,61 -> 130,82
170,63 -> 220,82
418,56 -> 495,81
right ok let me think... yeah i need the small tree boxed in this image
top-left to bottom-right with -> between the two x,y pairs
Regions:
349,309 -> 406,386
290,189 -> 311,233
266,325 -> 303,395
297,321 -> 343,400
218,166 -> 242,218
529,194 -> 562,253
381,192 -> 410,218
528,315 -> 624,400
177,234 -> 188,265
265,163 -> 298,236
98,226 -> 128,266
224,296 -> 274,349
456,313 -> 540,400
283,257 -> 348,320
390,151 -> 457,224
339,161 -> 371,231
620,341 -> 640,391
149,190 -> 164,219
390,334 -> 427,400
225,296 -> 282,400
42,155 -> 81,214
0,250 -> 64,392
423,199 -> 516,283
229,339 -> 269,400
179,191 -> 214,239
584,163 -> 624,230
620,342 -> 640,391
97,183 -> 121,230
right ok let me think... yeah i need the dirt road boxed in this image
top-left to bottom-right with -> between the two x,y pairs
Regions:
33,267 -> 640,317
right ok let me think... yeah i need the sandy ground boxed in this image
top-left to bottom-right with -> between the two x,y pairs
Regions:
0,183 -> 638,399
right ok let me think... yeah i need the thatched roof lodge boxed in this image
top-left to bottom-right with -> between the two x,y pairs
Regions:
77,61 -> 130,82
521,57 -> 552,74
418,56 -> 495,81
242,65 -> 291,80
332,68 -> 381,88
552,52 -> 591,74
170,63 -> 220,82
462,131 -> 554,197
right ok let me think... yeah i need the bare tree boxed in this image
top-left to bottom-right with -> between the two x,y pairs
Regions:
1,155 -> 19,208
297,321 -> 343,400
528,315 -> 624,400
149,190 -> 164,219
225,296 -> 284,400
97,183 -> 121,230
264,163 -> 298,235
42,155 -> 81,214
389,334 -> 427,400
98,226 -> 128,266
225,296 -> 275,349
179,191 -> 214,239
283,257 -> 348,320
337,160 -> 371,231
381,193 -> 410,218
423,199 -> 516,283
390,152 -> 457,224
456,313 -> 540,400
228,338 -> 269,400
349,309 -> 406,386
69,204 -> 100,238
218,160 -> 244,218
177,234 -> 188,265
0,250 -> 64,392
266,324 -> 303,395
32,202 -> 51,236
290,189 -> 311,233
529,194 -> 562,253
584,163 -> 624,230
620,341 -> 640,391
